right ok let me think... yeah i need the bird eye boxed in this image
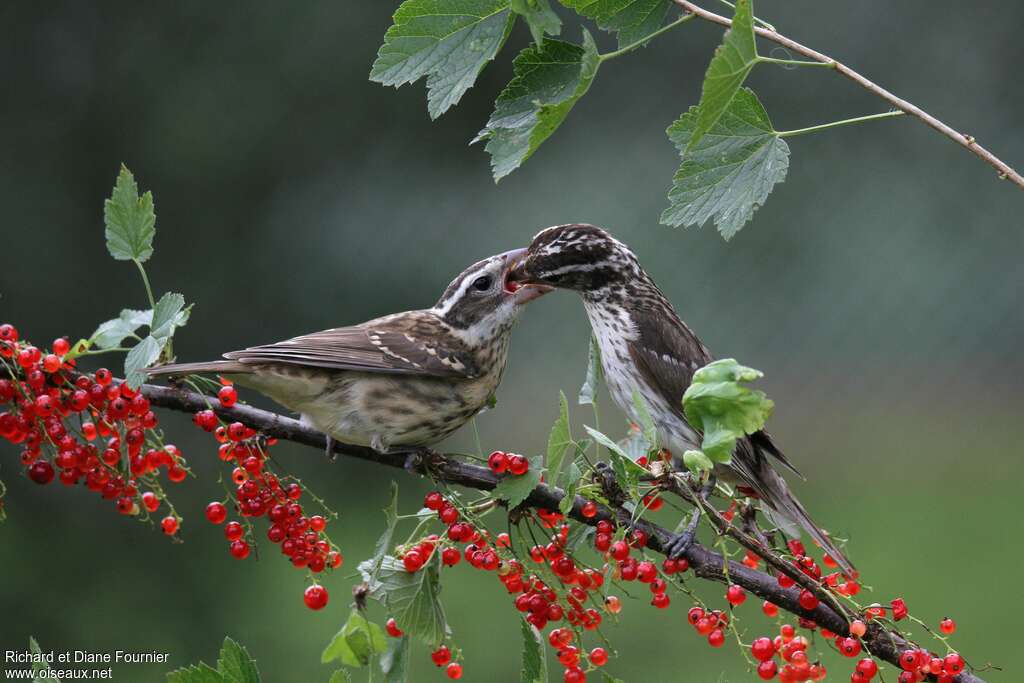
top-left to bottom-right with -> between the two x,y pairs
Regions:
471,275 -> 492,291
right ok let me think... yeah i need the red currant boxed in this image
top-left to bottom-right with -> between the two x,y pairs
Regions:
206,501 -> 228,524
386,617 -> 403,637
304,584 -> 329,610
431,646 -> 451,667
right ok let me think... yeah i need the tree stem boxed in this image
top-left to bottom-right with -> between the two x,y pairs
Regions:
775,110 -> 906,138
672,0 -> 1024,189
757,55 -> 834,69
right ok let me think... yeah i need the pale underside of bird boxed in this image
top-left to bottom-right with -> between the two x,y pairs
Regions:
508,223 -> 855,575
149,249 -> 550,452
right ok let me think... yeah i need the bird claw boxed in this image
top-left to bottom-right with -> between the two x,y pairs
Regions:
664,527 -> 697,559
402,447 -> 430,472
324,435 -> 337,462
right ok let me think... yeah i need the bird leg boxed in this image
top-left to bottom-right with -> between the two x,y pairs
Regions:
663,474 -> 716,560
324,435 -> 337,462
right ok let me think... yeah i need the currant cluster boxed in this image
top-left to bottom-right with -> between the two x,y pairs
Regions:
486,449 -> 530,476
0,323 -> 184,534
191,396 -> 342,611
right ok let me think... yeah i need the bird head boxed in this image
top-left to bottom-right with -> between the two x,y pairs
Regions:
432,248 -> 552,337
506,224 -> 639,295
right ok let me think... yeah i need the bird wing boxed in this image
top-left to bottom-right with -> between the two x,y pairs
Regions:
626,308 -> 801,476
223,312 -> 480,379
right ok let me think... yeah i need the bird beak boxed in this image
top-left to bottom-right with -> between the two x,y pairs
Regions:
499,248 -> 551,305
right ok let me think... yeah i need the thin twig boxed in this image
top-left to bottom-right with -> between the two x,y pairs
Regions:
673,0 -> 1024,189
139,382 -> 987,683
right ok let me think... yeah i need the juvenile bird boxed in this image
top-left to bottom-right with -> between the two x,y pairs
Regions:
508,224 -> 854,574
149,249 -> 550,454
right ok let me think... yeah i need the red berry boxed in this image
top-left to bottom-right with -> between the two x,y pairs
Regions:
756,660 -> 777,680
487,451 -> 508,473
28,460 -> 55,485
939,617 -> 956,634
424,491 -> 445,510
225,521 -> 244,541
161,516 -> 179,535
141,491 -> 160,512
304,584 -> 329,610
507,454 -> 529,475
581,501 -> 598,518
441,548 -> 460,566
798,589 -> 820,611
726,584 -> 746,606
943,653 -> 964,675
837,637 -> 862,657
856,658 -> 878,679
229,540 -> 250,559
386,617 -> 403,637
403,551 -> 425,572
687,607 -> 705,626
849,619 -> 867,638
707,629 -> 725,647
218,386 -> 238,408
206,501 -> 228,524
445,663 -> 463,680
751,637 -> 774,662
609,541 -> 629,561
890,597 -> 908,621
589,647 -> 608,666
651,593 -> 670,609
431,646 -> 452,667
762,601 -> 779,618
95,368 -> 112,386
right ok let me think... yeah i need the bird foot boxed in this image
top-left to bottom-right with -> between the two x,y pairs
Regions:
324,435 -> 337,462
664,475 -> 717,559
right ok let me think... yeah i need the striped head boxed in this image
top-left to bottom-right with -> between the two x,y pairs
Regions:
432,248 -> 551,343
507,224 -> 641,297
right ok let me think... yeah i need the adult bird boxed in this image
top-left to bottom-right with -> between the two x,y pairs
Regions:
507,224 -> 854,574
149,249 -> 550,456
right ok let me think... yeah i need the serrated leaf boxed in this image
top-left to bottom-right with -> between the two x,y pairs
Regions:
662,87 -> 788,239
493,456 -> 543,509
380,635 -> 409,683
682,358 -> 773,464
585,425 -> 645,496
217,637 -> 260,683
104,165 -> 156,262
682,448 -> 713,474
90,315 -> 144,350
166,663 -> 224,683
630,388 -> 658,447
520,620 -> 547,683
322,610 -> 388,668
151,292 -> 187,341
124,335 -> 162,390
512,0 -> 562,44
370,0 -> 515,119
476,30 -> 600,180
328,670 -> 353,683
559,0 -> 671,47
370,554 -> 448,645
688,0 -> 756,150
578,335 -> 602,405
547,391 -> 572,485
558,461 -> 583,515
366,481 -> 400,590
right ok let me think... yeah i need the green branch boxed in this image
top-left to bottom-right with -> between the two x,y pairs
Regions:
599,14 -> 695,63
775,110 -> 906,138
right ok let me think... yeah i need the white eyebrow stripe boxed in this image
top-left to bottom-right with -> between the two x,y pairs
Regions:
433,261 -> 495,317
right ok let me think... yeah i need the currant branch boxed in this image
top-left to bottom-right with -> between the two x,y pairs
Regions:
672,0 -> 1024,190
140,382 -> 988,683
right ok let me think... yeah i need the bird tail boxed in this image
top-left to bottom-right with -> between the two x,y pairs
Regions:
146,360 -> 249,377
757,466 -> 856,577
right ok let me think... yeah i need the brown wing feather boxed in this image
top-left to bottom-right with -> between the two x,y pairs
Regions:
223,312 -> 480,379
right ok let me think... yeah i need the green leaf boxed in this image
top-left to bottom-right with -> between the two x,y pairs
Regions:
630,389 -> 658,448
662,87 -> 788,239
558,461 -> 583,515
493,456 -> 544,509
328,670 -> 353,683
547,391 -> 572,485
585,425 -> 645,496
30,637 -> 59,683
124,335 -> 162,390
476,29 -> 601,180
151,292 -> 187,341
104,165 -> 156,262
558,0 -> 671,47
380,635 -> 409,683
682,449 -> 713,474
370,554 -> 448,645
601,673 -> 626,683
370,0 -> 515,119
217,637 -> 260,683
512,0 -> 562,44
166,663 -> 224,683
367,482 -> 401,591
92,306 -> 189,350
565,519 -> 595,551
520,619 -> 547,683
578,335 -> 602,406
687,0 -> 757,150
322,610 -> 388,668
682,358 -> 773,464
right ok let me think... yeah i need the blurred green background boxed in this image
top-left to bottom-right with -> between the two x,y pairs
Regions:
1,1 -> 1021,681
